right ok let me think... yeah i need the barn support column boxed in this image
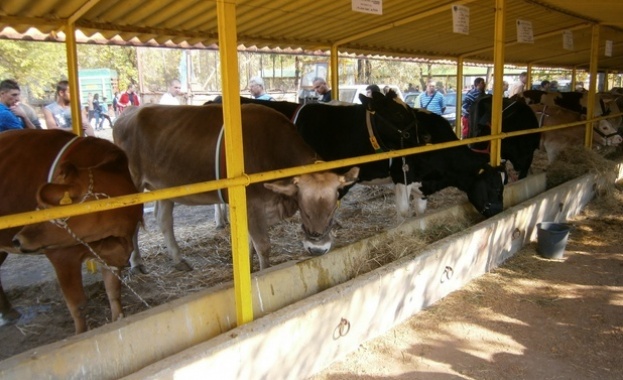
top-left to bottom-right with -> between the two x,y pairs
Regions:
330,45 -> 339,101
571,67 -> 577,90
456,56 -> 465,138
586,24 -> 600,148
489,0 -> 505,167
216,0 -> 254,325
64,22 -> 83,137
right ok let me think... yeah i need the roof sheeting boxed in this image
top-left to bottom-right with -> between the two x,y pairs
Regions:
1,0 -> 622,71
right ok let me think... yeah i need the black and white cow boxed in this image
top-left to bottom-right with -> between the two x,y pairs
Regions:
219,92 -> 506,220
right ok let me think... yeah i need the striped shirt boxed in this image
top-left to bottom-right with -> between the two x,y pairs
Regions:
419,91 -> 445,115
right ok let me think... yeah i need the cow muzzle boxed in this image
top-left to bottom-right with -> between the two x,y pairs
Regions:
301,223 -> 333,256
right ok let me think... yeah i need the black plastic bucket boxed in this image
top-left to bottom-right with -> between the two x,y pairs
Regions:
536,222 -> 571,259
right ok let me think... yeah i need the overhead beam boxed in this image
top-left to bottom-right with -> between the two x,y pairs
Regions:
462,22 -> 591,58
333,0 -> 478,46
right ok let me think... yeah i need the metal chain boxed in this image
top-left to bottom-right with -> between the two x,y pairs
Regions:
47,168 -> 150,308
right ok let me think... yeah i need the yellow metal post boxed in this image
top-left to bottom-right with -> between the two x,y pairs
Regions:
586,24 -> 600,148
571,67 -> 577,90
64,22 -> 83,136
330,45 -> 338,101
216,0 -> 253,325
489,0 -> 505,167
456,57 -> 464,138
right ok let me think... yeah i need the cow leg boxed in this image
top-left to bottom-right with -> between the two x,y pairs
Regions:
45,248 -> 89,334
394,183 -> 427,222
393,183 -> 412,221
214,204 -> 229,229
101,266 -> 124,323
156,200 -> 192,271
129,223 -> 147,274
0,251 -> 21,326
247,215 -> 271,271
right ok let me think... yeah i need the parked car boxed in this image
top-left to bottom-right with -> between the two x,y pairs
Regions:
404,91 -> 457,127
338,84 -> 404,104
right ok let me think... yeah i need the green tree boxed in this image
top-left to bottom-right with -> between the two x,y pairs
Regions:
0,40 -> 66,99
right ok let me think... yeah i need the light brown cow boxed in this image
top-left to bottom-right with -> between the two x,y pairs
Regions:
113,104 -> 359,272
531,104 -> 623,164
0,129 -> 143,333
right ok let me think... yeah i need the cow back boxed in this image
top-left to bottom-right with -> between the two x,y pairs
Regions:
113,104 -> 320,202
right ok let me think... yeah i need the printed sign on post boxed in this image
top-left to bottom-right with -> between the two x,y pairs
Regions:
516,19 -> 534,43
563,30 -> 574,51
452,5 -> 470,35
605,40 -> 613,57
352,0 -> 382,15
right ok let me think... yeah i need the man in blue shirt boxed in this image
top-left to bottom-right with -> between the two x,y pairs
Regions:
461,77 -> 486,139
0,79 -> 37,132
419,80 -> 445,116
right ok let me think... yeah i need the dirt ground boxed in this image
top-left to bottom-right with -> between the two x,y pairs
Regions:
310,187 -> 623,380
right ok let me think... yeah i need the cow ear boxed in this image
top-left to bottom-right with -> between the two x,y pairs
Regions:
37,183 -> 80,207
339,167 -> 360,187
54,162 -> 79,183
93,150 -> 129,172
359,94 -> 370,107
264,180 -> 298,197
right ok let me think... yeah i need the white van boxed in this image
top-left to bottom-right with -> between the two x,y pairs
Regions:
338,84 -> 404,104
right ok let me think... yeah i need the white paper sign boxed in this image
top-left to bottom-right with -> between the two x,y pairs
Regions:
352,0 -> 382,15
605,40 -> 613,57
516,19 -> 534,43
563,30 -> 574,50
452,5 -> 470,35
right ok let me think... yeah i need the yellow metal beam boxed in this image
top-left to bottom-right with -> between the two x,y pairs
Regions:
217,0 -> 253,325
489,0 -> 505,167
330,45 -> 338,101
586,24 -> 600,148
456,57 -> 464,138
64,22 -> 82,136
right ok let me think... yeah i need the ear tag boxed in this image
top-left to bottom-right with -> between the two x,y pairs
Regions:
86,259 -> 98,273
60,191 -> 73,205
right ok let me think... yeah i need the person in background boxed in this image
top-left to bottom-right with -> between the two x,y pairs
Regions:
18,102 -> 42,129
92,93 -> 102,129
118,84 -> 141,113
418,80 -> 445,115
112,91 -> 120,117
249,76 -> 274,100
382,85 -> 391,95
0,79 -> 37,132
549,80 -> 559,92
508,72 -> 527,97
365,84 -> 381,97
312,77 -> 332,102
540,80 -> 551,92
502,81 -> 509,97
159,79 -> 182,105
43,80 -> 94,136
461,77 -> 486,139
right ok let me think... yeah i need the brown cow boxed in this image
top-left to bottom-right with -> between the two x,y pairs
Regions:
113,104 -> 359,272
0,129 -> 143,333
531,104 -> 623,164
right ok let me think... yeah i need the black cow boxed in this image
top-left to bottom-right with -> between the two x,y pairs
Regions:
214,92 -> 506,219
468,95 -> 541,179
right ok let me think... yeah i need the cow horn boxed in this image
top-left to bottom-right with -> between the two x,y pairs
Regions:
59,191 -> 73,205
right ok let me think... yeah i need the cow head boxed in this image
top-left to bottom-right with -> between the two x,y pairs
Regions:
264,167 -> 359,256
466,164 -> 506,218
13,153 -> 142,253
358,91 -> 422,149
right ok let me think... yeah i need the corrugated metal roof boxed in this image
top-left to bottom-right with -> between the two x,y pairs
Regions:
1,0 -> 622,71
